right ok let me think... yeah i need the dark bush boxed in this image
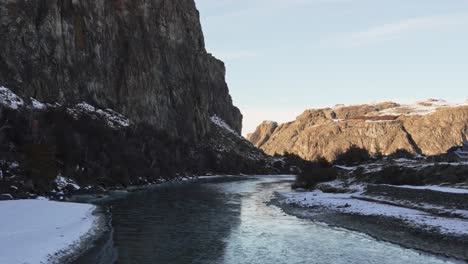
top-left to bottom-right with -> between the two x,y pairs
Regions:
388,149 -> 415,160
289,154 -> 337,189
334,145 -> 371,166
292,167 -> 338,189
22,143 -> 58,192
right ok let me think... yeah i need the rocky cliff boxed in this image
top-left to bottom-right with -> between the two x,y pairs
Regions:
0,0 -> 241,139
0,0 -> 279,198
248,100 -> 468,162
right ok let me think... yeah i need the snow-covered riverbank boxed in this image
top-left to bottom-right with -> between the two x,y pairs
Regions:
277,181 -> 468,236
0,199 -> 100,264
274,180 -> 468,261
278,190 -> 468,236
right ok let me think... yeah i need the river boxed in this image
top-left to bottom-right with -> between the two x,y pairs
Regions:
77,176 -> 459,264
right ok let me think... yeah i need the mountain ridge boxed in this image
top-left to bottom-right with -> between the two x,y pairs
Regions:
248,99 -> 468,162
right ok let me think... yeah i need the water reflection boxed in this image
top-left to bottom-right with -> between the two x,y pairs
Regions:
110,182 -> 242,264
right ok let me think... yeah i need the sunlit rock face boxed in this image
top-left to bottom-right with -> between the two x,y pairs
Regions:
0,0 -> 242,138
248,101 -> 468,162
247,121 -> 278,148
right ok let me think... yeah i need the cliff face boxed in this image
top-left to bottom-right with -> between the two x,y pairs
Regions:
0,0 -> 281,197
248,101 -> 468,162
246,121 -> 278,149
0,0 -> 241,138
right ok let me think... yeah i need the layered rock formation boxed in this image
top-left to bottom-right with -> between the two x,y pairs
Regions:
248,100 -> 468,162
0,0 -> 241,138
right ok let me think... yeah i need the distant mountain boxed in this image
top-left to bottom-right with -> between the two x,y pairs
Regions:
247,100 -> 468,162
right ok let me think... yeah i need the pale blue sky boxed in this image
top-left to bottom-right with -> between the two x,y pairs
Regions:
195,0 -> 468,135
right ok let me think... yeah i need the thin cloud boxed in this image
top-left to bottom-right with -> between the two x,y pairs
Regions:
325,13 -> 468,47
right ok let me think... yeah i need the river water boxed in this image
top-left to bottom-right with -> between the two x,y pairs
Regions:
85,176 -> 459,264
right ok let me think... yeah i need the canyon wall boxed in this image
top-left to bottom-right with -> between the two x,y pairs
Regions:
0,0 -> 241,139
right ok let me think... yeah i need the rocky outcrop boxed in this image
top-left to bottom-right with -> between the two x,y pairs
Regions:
248,101 -> 468,162
399,107 -> 468,156
0,0 -> 241,138
246,121 -> 278,148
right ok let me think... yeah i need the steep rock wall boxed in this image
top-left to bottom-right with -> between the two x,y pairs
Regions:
0,0 -> 241,139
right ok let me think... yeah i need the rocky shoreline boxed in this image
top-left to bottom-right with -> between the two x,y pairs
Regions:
274,201 -> 467,262
272,181 -> 468,262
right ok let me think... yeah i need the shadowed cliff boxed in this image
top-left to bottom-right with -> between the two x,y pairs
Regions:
0,0 -> 241,138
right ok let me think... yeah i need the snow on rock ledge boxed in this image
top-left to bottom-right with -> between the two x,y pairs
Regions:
0,199 -> 98,264
67,102 -> 130,129
0,86 -> 24,110
0,86 -> 131,130
378,99 -> 468,116
55,175 -> 81,192
210,115 -> 240,137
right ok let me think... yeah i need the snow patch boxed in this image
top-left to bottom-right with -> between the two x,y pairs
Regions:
335,160 -> 468,174
67,102 -> 130,129
0,200 -> 98,264
55,175 -> 81,191
365,120 -> 393,123
0,193 -> 13,200
0,87 -> 24,110
390,185 -> 468,194
377,99 -> 468,116
31,98 -> 46,110
334,165 -> 357,171
332,103 -> 378,110
393,158 -> 418,163
210,115 -> 239,136
0,86 -> 131,129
